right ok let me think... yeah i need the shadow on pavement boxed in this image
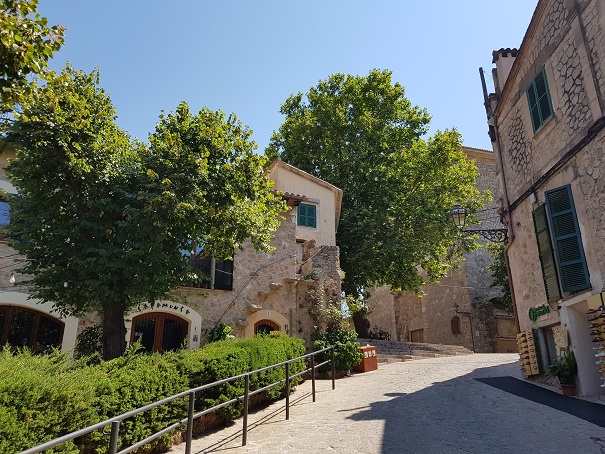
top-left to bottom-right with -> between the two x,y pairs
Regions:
476,376 -> 605,428
347,359 -> 605,454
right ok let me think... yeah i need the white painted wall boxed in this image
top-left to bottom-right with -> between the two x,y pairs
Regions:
269,164 -> 339,246
560,301 -> 602,398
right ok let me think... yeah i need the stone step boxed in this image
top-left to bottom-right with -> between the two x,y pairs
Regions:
358,338 -> 474,358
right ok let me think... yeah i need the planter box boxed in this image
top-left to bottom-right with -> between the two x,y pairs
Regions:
354,345 -> 378,373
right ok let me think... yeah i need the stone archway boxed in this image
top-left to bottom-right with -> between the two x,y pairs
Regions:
126,301 -> 202,349
254,319 -> 280,335
130,312 -> 189,352
0,292 -> 79,352
244,309 -> 289,338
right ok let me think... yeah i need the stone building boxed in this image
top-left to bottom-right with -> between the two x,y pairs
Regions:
365,147 -> 517,353
482,0 -> 605,397
0,149 -> 343,353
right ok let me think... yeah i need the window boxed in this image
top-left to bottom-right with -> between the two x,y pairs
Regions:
527,69 -> 554,132
297,203 -> 317,228
451,316 -> 461,335
0,305 -> 64,353
533,205 -> 561,303
534,326 -> 558,372
185,246 -> 234,290
0,201 -> 10,226
410,329 -> 424,343
254,319 -> 280,335
131,313 -> 188,352
545,185 -> 590,295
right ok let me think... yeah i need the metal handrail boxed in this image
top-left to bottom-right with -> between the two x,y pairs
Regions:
20,345 -> 336,454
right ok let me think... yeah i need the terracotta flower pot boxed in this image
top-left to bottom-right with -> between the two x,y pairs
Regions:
560,383 -> 577,396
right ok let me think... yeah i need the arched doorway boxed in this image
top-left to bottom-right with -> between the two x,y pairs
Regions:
254,319 -> 280,335
0,305 -> 64,353
131,312 -> 188,352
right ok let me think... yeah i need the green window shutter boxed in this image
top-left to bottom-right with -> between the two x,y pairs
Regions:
545,185 -> 590,295
297,203 -> 317,228
527,69 -> 554,132
532,205 -> 561,304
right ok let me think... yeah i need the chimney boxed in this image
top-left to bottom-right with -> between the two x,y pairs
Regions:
492,48 -> 518,95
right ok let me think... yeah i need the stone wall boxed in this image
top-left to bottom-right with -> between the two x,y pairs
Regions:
174,208 -> 343,343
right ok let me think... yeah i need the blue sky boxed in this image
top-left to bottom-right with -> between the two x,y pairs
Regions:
40,1 -> 537,151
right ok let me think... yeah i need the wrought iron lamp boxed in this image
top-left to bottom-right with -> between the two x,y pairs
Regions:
450,206 -> 508,243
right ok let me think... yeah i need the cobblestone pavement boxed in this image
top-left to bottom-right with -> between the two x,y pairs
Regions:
169,354 -> 605,454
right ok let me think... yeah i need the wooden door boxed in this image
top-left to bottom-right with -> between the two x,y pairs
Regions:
131,312 -> 188,352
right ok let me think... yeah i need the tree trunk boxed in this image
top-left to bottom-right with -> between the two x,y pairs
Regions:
103,302 -> 127,360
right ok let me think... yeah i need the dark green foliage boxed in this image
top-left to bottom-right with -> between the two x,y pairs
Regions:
0,348 -> 104,453
547,350 -> 577,385
74,324 -> 104,361
171,333 -> 305,420
5,67 -> 285,358
487,243 -> 513,313
268,69 -> 487,295
207,322 -> 234,343
313,328 -> 362,372
91,353 -> 189,452
0,334 -> 306,452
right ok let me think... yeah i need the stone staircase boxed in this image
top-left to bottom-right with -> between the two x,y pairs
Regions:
357,338 -> 474,364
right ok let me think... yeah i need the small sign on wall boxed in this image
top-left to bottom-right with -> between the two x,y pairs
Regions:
528,304 -> 551,322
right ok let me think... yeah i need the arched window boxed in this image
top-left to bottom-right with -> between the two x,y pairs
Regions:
131,312 -> 188,352
254,319 -> 280,336
451,316 -> 461,335
0,305 -> 64,353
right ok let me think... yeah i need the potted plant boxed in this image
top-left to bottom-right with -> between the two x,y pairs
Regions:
547,350 -> 578,396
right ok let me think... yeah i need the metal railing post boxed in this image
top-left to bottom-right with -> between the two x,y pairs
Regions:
331,348 -> 336,390
285,362 -> 290,420
311,354 -> 316,402
242,374 -> 250,446
108,420 -> 120,454
185,391 -> 195,454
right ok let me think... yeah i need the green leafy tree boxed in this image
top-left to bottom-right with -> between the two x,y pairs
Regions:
0,0 -> 64,114
6,67 -> 284,359
268,69 -> 486,297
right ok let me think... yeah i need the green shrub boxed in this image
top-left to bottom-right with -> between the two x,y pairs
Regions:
207,323 -> 234,342
90,352 -> 189,453
0,334 -> 306,453
0,348 -> 102,453
74,324 -> 104,362
170,332 -> 305,419
313,328 -> 362,372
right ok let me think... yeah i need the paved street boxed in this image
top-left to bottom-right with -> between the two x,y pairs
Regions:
169,354 -> 605,454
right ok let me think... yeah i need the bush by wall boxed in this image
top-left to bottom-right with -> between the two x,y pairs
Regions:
313,328 -> 362,372
0,333 -> 306,453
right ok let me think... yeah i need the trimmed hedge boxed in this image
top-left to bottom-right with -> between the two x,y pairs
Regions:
0,333 -> 306,453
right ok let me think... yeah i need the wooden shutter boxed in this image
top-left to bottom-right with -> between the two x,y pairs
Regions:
533,205 -> 561,303
545,186 -> 590,294
527,69 -> 553,131
297,203 -> 316,228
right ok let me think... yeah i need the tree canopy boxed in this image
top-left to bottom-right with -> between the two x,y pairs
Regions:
6,67 -> 284,358
268,69 -> 487,295
0,0 -> 63,114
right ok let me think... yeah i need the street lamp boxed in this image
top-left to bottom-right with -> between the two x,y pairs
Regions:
450,204 -> 467,230
449,206 -> 508,243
